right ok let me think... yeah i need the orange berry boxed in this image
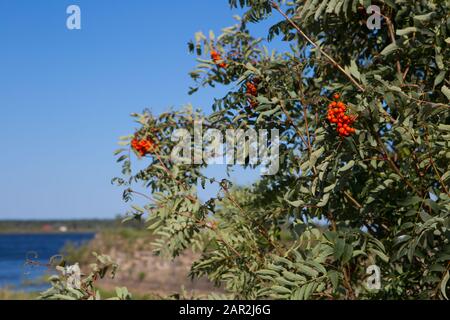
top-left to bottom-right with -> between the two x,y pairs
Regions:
333,93 -> 340,100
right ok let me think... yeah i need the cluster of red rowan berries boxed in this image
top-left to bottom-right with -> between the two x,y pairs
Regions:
327,93 -> 356,137
211,50 -> 227,68
246,79 -> 259,108
131,138 -> 155,157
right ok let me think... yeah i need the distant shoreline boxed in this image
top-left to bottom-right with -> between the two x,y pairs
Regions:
0,219 -> 123,235
0,231 -> 97,235
0,219 -> 146,236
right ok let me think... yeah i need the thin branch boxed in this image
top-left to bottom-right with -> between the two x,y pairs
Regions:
379,12 -> 402,77
271,1 -> 365,92
344,190 -> 363,209
424,127 -> 450,196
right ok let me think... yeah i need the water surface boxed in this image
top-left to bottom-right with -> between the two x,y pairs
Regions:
0,233 -> 94,291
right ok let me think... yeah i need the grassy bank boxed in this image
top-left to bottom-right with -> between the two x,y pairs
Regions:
0,290 -> 38,300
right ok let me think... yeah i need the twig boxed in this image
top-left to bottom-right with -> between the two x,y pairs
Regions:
379,12 -> 402,77
271,2 -> 365,92
424,127 -> 450,196
344,190 -> 363,209
129,190 -> 154,202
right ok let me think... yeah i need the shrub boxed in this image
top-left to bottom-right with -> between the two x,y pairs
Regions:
48,0 -> 450,300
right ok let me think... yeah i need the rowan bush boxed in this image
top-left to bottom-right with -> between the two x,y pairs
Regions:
45,0 -> 450,300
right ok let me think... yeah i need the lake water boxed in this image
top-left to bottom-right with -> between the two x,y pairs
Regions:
0,233 -> 94,292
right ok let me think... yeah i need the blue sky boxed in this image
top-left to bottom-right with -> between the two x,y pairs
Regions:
0,1 -> 285,219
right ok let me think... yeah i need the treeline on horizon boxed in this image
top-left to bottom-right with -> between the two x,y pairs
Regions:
0,218 -> 145,233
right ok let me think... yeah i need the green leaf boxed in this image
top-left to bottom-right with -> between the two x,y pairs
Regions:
338,160 -> 355,172
256,269 -> 280,278
316,193 -> 330,207
441,171 -> 450,183
349,60 -> 361,80
306,261 -> 327,275
393,234 -> 411,246
334,238 -> 345,260
245,62 -> 261,75
314,0 -> 329,21
323,183 -> 336,193
256,96 -> 273,105
438,124 -> 450,132
293,285 -> 306,300
310,147 -> 325,167
380,43 -> 399,56
286,199 -> 305,208
303,282 -> 317,299
434,71 -> 446,87
435,51 -> 444,70
271,285 -> 291,294
273,256 -> 294,267
419,210 -> 432,222
396,27 -> 417,36
328,270 -> 339,290
370,248 -> 389,263
352,250 -> 367,257
326,0 -> 338,14
342,244 -> 353,264
413,13 -> 434,22
116,155 -> 128,163
441,85 -> 450,102
283,270 -> 307,282
275,276 -> 296,287
117,141 -> 130,146
399,196 -> 422,207
113,148 -> 126,156
298,264 -> 319,278
131,205 -> 145,213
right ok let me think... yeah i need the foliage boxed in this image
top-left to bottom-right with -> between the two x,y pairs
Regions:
62,0 -> 450,300
39,253 -> 131,300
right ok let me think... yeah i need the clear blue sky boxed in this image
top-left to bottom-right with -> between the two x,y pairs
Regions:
0,0 -> 287,219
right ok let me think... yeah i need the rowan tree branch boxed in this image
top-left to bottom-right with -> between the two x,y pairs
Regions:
271,1 -> 366,92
